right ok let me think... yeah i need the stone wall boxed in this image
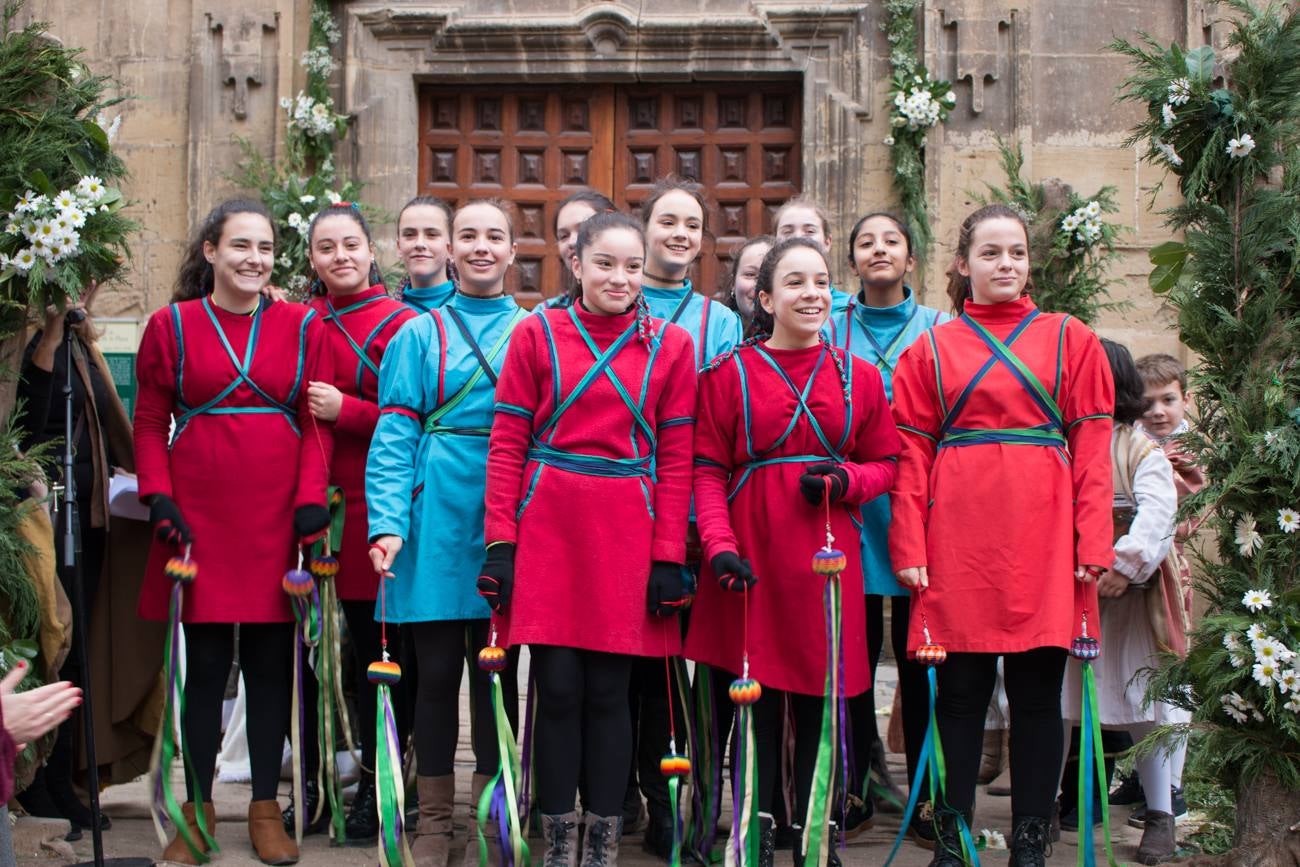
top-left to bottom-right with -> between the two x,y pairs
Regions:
21,0 -> 1215,361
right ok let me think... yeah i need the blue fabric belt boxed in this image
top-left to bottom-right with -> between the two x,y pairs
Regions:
527,441 -> 652,479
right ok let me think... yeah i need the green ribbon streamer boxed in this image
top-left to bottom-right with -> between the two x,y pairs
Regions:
476,671 -> 529,867
668,776 -> 683,867
1077,664 -> 1120,867
728,702 -> 760,867
801,575 -> 842,867
375,683 -> 409,867
151,584 -> 218,862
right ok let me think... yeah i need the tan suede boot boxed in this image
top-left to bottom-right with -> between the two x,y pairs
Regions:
160,801 -> 216,865
411,774 -> 454,867
248,799 -> 300,865
581,814 -> 623,867
462,772 -> 500,867
540,812 -> 580,867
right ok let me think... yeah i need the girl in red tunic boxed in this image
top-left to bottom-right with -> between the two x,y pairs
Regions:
480,211 -> 697,867
888,204 -> 1114,867
292,203 -> 417,841
687,237 -> 900,865
134,200 -> 334,865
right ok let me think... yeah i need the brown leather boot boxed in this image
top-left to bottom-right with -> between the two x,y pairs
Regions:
411,774 -> 454,867
248,799 -> 300,865
160,801 -> 216,865
1135,811 -> 1176,865
462,773 -> 499,867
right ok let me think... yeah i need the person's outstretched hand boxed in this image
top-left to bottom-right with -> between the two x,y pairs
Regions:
1,663 -> 81,749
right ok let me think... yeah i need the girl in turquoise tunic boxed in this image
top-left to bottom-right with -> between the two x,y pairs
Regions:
395,196 -> 456,313
366,199 -> 527,867
774,196 -> 851,316
826,212 -> 949,835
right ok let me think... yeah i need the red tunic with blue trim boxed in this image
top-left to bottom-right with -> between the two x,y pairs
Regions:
134,297 -> 334,623
686,341 -> 900,696
888,295 -> 1114,654
483,304 -> 697,657
308,285 -> 416,600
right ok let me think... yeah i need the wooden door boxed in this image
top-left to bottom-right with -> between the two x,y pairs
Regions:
417,81 -> 801,305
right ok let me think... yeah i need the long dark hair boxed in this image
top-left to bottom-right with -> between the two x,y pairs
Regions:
846,211 -> 914,264
396,195 -> 456,295
748,236 -> 829,339
172,199 -> 274,303
571,211 -> 656,345
307,203 -> 382,294
639,175 -> 711,245
944,204 -> 1033,314
556,189 -> 616,232
1102,337 -> 1149,425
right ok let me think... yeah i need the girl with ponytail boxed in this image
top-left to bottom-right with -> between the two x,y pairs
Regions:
686,236 -> 901,864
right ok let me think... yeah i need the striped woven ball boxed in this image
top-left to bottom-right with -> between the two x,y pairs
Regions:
916,643 -> 948,666
811,549 -> 847,575
281,568 -> 315,597
659,753 -> 691,777
1070,636 -> 1101,661
728,677 -> 762,705
164,557 -> 197,585
308,555 -> 339,581
478,645 -> 508,672
329,488 -> 344,508
367,660 -> 402,684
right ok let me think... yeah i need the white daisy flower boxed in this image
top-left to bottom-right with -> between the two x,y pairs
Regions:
1226,134 -> 1256,158
1278,669 -> 1300,693
61,206 -> 86,229
12,247 -> 37,272
326,191 -> 342,205
277,254 -> 292,269
1162,103 -> 1177,127
1253,661 -> 1280,687
1286,696 -> 1300,714
1236,516 -> 1264,557
1243,589 -> 1273,612
3,220 -> 18,235
1224,633 -> 1242,653
286,212 -> 303,229
1277,508 -> 1299,533
944,91 -> 956,105
1247,623 -> 1267,641
979,829 -> 1007,850
1253,636 -> 1287,663
53,190 -> 78,210
75,176 -> 106,201
1167,78 -> 1192,106
1084,201 -> 1101,218
300,194 -> 316,204
1229,652 -> 1246,669
14,190 -> 46,214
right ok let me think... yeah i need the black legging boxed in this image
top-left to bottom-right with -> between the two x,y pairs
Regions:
935,648 -> 1067,819
850,594 -> 929,796
299,599 -> 405,776
410,619 -> 519,776
533,646 -> 633,816
183,623 -> 294,803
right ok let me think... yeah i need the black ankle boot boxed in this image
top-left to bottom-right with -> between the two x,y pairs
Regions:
344,773 -> 379,843
927,808 -> 969,867
1008,815 -> 1052,867
281,778 -> 331,836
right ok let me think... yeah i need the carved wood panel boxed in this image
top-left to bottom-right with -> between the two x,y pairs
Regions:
418,81 -> 801,304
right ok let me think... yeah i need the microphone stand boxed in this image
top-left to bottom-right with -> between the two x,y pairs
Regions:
58,309 -> 153,867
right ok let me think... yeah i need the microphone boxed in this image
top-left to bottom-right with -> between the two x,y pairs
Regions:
64,308 -> 86,326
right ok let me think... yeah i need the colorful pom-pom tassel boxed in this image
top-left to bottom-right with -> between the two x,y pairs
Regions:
367,660 -> 402,685
329,487 -> 344,509
308,554 -> 339,581
728,677 -> 762,706
478,644 -> 508,672
164,556 -> 198,584
282,568 -> 315,597
811,548 -> 847,575
916,643 -> 948,666
659,753 -> 691,777
1071,635 -> 1101,660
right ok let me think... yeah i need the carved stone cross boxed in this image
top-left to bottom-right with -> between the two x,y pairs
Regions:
207,12 -> 279,120
941,6 -> 1011,115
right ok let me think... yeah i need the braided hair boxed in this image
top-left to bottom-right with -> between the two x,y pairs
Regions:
572,211 -> 658,346
307,202 -> 382,294
750,236 -> 850,401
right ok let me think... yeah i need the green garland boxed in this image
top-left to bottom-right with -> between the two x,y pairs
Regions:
1112,0 -> 1300,794
976,139 -> 1124,325
234,0 -> 361,296
882,0 -> 953,260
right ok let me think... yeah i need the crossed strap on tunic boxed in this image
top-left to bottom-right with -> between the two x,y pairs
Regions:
171,297 -> 310,441
500,307 -> 685,520
322,293 -> 409,394
840,298 -> 943,374
699,343 -> 854,503
665,289 -> 712,370
898,310 -> 1100,458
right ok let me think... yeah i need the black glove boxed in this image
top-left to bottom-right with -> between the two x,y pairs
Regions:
149,494 -> 192,545
799,463 -> 849,506
647,561 -> 687,617
711,551 -> 757,592
477,543 -> 516,613
293,504 -> 332,541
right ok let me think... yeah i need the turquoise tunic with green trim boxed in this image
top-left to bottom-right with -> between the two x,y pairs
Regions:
366,291 -> 527,623
641,281 -> 743,370
827,287 -> 950,596
399,279 -> 456,314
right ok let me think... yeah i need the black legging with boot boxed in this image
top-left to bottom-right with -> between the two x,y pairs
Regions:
183,623 -> 294,803
533,647 -> 634,817
409,618 -> 519,777
934,648 -> 1067,819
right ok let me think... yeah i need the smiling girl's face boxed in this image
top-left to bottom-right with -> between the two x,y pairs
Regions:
959,216 -> 1029,305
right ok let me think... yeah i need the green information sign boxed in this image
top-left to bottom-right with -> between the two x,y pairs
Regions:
103,351 -> 136,417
